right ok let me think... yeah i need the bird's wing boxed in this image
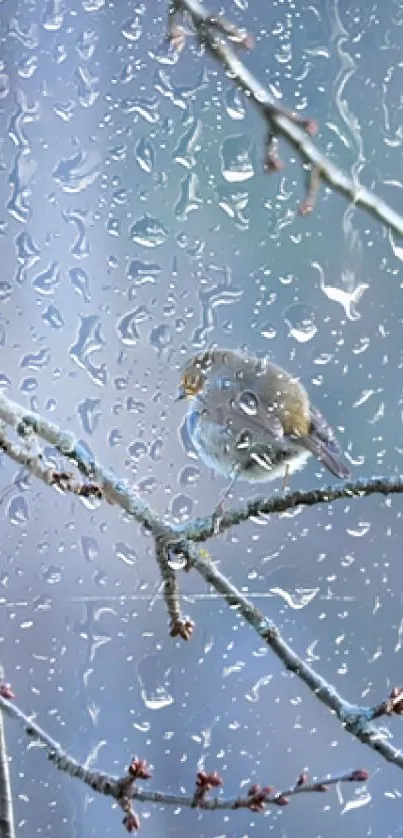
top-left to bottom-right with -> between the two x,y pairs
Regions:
198,383 -> 285,446
298,405 -> 351,479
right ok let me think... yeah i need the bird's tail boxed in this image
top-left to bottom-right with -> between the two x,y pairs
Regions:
300,405 -> 351,480
301,434 -> 351,479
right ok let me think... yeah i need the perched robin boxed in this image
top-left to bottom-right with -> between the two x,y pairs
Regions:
176,348 -> 350,501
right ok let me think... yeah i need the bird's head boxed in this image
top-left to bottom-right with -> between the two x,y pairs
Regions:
175,351 -> 215,401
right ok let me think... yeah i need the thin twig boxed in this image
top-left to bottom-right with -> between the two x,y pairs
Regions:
1,392 -> 403,769
183,543 -> 403,769
0,428 -> 102,499
179,477 -> 403,542
155,537 -> 194,639
0,670 -> 15,838
171,0 -> 403,237
0,693 -> 368,814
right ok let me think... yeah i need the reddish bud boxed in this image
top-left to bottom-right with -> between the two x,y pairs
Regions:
170,618 -> 195,641
0,683 -> 15,700
128,758 -> 152,781
123,811 -> 140,833
196,770 -> 222,790
350,769 -> 369,782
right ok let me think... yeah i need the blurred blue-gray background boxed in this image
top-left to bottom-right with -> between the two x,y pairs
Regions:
1,0 -> 403,835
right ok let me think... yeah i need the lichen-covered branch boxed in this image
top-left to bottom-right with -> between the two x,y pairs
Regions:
1,391 -> 403,770
180,477 -> 403,542
169,0 -> 403,237
0,690 -> 369,828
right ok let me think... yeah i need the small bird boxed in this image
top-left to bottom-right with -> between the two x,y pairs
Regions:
176,349 -> 350,501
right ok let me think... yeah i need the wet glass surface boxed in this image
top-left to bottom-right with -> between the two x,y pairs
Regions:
1,0 -> 403,835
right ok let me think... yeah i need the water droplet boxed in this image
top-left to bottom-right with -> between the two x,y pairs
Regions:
224,87 -> 246,120
260,322 -> 277,340
77,398 -> 101,434
245,674 -> 273,703
117,307 -> 150,346
9,19 -> 38,49
129,215 -> 168,248
170,493 -> 193,521
7,495 -> 29,525
0,73 -> 9,98
69,315 -> 107,386
135,137 -> 155,173
42,304 -> 64,329
76,29 -> 98,60
149,324 -> 172,352
173,119 -> 201,169
174,171 -> 202,220
137,655 -> 174,711
122,15 -> 142,42
8,152 -> 37,222
82,0 -> 105,10
53,150 -> 101,193
76,65 -> 99,108
42,0 -> 64,30
0,282 -> 12,303
271,586 -> 319,610
284,304 -> 318,343
15,230 -> 40,268
121,95 -> 159,124
18,56 -> 38,79
20,377 -> 38,394
32,262 -> 61,295
149,35 -> 180,66
69,267 -> 91,301
42,565 -> 63,585
178,465 -> 200,487
167,551 -> 187,571
63,209 -> 90,258
80,536 -> 99,562
20,349 -> 50,370
114,541 -> 138,566
127,259 -> 161,285
149,439 -> 163,462
128,440 -> 147,461
220,134 -> 254,182
235,429 -> 252,450
237,389 -> 259,416
346,522 -> 371,538
312,261 -> 368,320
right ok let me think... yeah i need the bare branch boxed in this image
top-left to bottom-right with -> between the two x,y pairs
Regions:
1,391 -> 403,769
180,477 -> 403,542
171,0 -> 403,237
0,691 -> 369,820
183,541 -> 403,770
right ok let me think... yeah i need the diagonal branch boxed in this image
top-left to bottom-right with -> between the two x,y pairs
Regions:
170,0 -> 403,238
184,543 -> 403,769
1,392 -> 403,769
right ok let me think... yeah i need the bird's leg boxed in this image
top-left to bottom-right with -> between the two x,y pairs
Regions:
282,463 -> 290,491
212,465 -> 241,534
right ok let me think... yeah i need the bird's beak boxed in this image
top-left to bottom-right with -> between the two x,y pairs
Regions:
174,384 -> 187,402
